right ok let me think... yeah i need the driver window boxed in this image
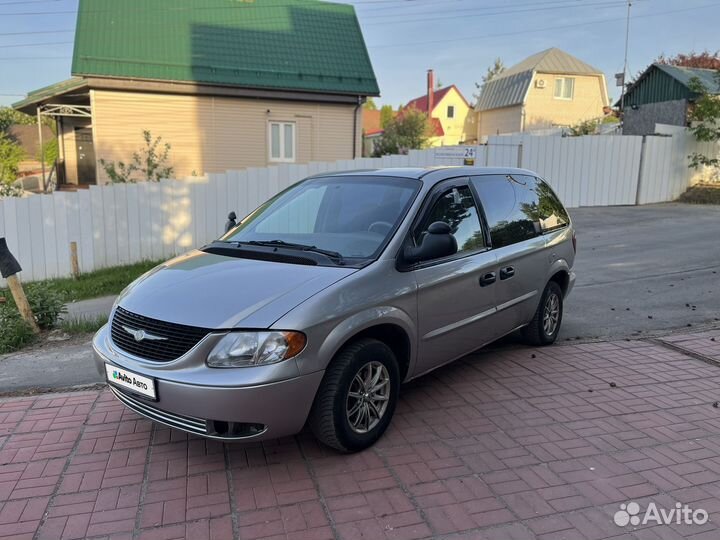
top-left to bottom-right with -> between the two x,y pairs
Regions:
414,186 -> 485,254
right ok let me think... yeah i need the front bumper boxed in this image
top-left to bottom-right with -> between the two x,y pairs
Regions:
93,325 -> 323,441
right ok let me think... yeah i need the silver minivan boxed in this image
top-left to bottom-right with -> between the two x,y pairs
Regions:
93,167 -> 575,452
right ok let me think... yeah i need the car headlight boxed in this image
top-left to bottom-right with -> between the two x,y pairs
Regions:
206,331 -> 306,368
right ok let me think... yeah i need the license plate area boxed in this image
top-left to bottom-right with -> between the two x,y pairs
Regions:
105,364 -> 157,400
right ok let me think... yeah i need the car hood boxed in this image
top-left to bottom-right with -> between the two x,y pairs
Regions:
116,250 -> 356,329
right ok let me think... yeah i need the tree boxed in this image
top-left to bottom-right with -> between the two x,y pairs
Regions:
379,105 -> 394,128
473,57 -> 505,101
363,98 -> 377,111
567,118 -> 600,136
99,130 -> 174,183
0,107 -> 35,133
656,50 -> 720,70
372,109 -> 429,156
38,138 -> 59,167
687,72 -> 720,169
0,133 -> 25,197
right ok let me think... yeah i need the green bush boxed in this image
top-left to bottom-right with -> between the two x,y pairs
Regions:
0,132 -> 26,185
3,286 -> 67,331
0,305 -> 35,354
25,287 -> 66,329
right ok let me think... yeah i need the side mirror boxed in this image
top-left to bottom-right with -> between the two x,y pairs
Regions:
224,211 -> 237,233
404,221 -> 457,264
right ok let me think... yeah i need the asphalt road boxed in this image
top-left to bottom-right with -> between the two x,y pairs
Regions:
1,202 -> 718,392
561,203 -> 720,340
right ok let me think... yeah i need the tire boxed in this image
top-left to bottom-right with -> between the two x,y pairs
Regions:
308,338 -> 400,453
521,281 -> 563,346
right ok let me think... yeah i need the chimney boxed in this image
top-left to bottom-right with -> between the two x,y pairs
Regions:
426,69 -> 435,115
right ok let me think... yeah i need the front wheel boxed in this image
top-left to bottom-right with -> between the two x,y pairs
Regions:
308,338 -> 399,452
521,281 -> 563,346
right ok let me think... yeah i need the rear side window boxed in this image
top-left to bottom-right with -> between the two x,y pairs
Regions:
472,175 -> 569,248
534,179 -> 570,232
471,174 -> 540,248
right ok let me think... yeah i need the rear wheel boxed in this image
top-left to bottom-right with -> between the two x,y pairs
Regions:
308,338 -> 399,452
522,281 -> 563,346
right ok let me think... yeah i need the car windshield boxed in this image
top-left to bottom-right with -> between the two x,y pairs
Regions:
220,176 -> 420,263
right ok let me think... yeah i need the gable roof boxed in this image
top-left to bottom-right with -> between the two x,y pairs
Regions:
655,64 -> 720,92
476,48 -> 603,111
404,85 -> 469,113
619,63 -> 720,107
70,0 -> 379,96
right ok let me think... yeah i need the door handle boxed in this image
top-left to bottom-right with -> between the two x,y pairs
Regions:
500,266 -> 515,280
479,272 -> 496,287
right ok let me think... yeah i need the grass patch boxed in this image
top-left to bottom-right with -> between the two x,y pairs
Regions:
677,184 -> 720,205
58,315 -> 109,335
1,259 -> 163,303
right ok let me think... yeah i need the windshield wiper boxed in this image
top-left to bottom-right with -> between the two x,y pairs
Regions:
244,240 -> 345,264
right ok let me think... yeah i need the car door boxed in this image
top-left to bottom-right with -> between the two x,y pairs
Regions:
410,180 -> 500,376
470,174 -> 549,332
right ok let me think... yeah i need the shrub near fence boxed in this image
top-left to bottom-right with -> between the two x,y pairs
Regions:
0,130 -> 716,285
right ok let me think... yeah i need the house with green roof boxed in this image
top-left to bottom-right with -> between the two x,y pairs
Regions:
620,63 -> 720,135
474,48 -> 609,138
13,0 -> 379,186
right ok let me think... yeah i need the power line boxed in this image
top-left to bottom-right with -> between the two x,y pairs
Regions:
368,2 -> 720,48
0,1 -> 629,38
0,1 -> 717,58
0,0 -> 649,30
0,40 -> 72,48
0,29 -> 73,36
0,0 -> 628,16
0,56 -> 70,59
362,0 -> 635,24
0,0 -> 61,4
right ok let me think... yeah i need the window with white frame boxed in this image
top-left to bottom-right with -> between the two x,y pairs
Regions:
269,121 -> 296,162
553,77 -> 575,100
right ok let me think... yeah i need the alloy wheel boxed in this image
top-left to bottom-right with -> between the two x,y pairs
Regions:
543,292 -> 560,336
346,361 -> 391,434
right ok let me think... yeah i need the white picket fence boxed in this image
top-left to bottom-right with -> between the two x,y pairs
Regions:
0,129 -> 715,285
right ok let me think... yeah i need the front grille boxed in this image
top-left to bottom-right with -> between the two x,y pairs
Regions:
110,386 -> 208,435
111,306 -> 211,362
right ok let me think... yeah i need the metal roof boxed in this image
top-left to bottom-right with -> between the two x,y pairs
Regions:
620,64 -> 720,107
69,0 -> 379,96
655,64 -> 720,92
475,48 -> 603,111
475,71 -> 534,112
13,78 -> 88,110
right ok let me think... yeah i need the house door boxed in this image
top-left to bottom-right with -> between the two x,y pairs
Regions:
75,128 -> 96,184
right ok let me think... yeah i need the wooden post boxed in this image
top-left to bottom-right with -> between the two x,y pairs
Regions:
0,237 -> 40,334
6,275 -> 40,334
70,242 -> 80,279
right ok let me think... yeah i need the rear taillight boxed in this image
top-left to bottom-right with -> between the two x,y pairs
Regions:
572,231 -> 577,253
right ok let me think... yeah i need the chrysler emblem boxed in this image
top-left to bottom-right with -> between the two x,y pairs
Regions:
122,325 -> 167,342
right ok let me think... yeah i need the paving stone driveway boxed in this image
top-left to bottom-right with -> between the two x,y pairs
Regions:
2,329 -> 720,540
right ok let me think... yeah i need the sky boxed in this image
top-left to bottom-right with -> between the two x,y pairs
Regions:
1,0 -> 719,108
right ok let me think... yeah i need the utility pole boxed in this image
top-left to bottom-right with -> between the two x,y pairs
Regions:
619,0 -> 632,114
